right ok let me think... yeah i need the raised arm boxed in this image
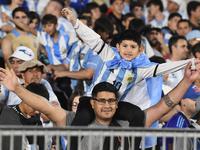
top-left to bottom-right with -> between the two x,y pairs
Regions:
0,68 -> 66,126
137,58 -> 199,81
61,8 -> 115,62
145,62 -> 200,127
2,12 -> 37,36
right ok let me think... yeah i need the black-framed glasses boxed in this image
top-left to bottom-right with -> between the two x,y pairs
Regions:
92,98 -> 117,105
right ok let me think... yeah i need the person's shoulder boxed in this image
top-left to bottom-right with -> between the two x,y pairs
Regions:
166,113 -> 183,127
116,120 -> 129,127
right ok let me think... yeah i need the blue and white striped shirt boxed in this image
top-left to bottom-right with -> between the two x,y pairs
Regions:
37,30 -> 77,65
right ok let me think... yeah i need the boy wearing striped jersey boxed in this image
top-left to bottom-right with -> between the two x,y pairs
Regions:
46,16 -> 102,92
2,13 -> 78,65
62,8 -> 198,104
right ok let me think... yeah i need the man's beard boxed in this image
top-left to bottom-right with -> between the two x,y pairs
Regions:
149,39 -> 158,47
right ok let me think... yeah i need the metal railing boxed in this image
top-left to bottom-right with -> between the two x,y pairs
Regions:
0,125 -> 200,150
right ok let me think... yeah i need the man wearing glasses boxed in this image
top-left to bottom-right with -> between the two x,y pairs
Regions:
0,62 -> 200,149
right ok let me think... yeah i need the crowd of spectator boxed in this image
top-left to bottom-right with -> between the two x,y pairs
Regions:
1,0 -> 200,149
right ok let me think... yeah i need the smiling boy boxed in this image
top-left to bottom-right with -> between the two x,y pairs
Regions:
62,8 -> 199,106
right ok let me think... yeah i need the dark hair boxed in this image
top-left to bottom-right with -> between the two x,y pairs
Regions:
68,90 -> 85,111
81,9 -> 92,16
129,18 -> 145,35
26,82 -> 49,100
92,82 -> 118,99
187,1 -> 200,18
85,2 -> 99,12
94,17 -> 114,36
147,0 -> 164,12
168,12 -> 182,21
78,16 -> 92,27
29,11 -> 40,28
123,13 -> 135,21
149,56 -> 166,64
130,1 -> 143,12
168,35 -> 186,53
118,29 -> 141,46
110,0 -> 124,5
52,0 -> 65,8
192,42 -> 200,58
41,14 -> 57,25
177,19 -> 190,27
12,7 -> 29,18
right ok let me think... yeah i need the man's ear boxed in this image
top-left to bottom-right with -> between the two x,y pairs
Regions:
195,52 -> 200,59
138,45 -> 144,54
171,45 -> 176,53
116,43 -> 120,52
116,100 -> 118,109
90,99 -> 94,109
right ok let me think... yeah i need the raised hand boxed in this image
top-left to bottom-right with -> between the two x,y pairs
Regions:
0,68 -> 20,92
1,12 -> 11,23
61,8 -> 76,26
184,62 -> 200,83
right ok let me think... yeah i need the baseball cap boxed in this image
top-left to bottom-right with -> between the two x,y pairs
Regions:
170,0 -> 181,5
186,30 -> 200,41
8,46 -> 35,64
182,84 -> 200,100
143,24 -> 161,35
18,59 -> 48,74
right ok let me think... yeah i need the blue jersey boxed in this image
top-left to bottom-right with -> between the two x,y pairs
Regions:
70,0 -> 89,12
37,31 -> 77,65
148,16 -> 168,29
65,40 -> 102,91
165,111 -> 191,150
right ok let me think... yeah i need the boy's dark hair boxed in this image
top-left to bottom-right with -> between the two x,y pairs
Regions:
12,7 -> 29,18
94,17 -> 114,36
68,90 -> 85,111
52,0 -> 65,8
192,42 -> 200,58
128,18 -> 145,35
110,0 -> 124,5
118,29 -> 141,46
147,0 -> 163,12
78,16 -> 92,27
177,19 -> 191,27
168,35 -> 186,54
85,2 -> 99,12
123,13 -> 135,21
92,82 -> 119,99
187,1 -> 200,18
41,14 -> 57,25
168,12 -> 182,21
81,9 -> 92,16
26,82 -> 49,100
130,1 -> 143,12
29,11 -> 40,27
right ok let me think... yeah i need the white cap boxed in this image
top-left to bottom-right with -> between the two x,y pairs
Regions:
8,46 -> 35,64
170,0 -> 181,5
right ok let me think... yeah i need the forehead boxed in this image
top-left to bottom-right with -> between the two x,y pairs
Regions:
96,91 -> 116,99
14,11 -> 27,17
177,39 -> 187,46
25,66 -> 42,72
11,57 -> 23,62
113,0 -> 123,4
178,22 -> 189,27
171,16 -> 181,21
120,40 -> 138,45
